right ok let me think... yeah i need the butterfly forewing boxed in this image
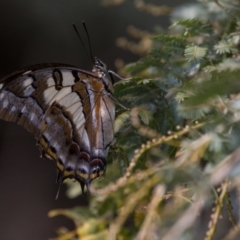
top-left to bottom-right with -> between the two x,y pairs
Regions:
0,62 -> 115,192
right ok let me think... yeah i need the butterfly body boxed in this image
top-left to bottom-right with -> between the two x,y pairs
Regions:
0,59 -> 115,192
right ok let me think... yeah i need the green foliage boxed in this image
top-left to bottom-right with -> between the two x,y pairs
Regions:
214,39 -> 238,54
184,45 -> 208,61
50,1 -> 240,240
170,18 -> 213,36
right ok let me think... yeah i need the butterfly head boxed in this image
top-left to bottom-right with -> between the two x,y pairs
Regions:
94,57 -> 107,72
92,57 -> 114,93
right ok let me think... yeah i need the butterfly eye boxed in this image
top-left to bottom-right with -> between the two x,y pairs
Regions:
95,57 -> 106,68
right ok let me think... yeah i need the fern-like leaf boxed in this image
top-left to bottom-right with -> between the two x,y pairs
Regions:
114,111 -> 130,134
184,45 -> 207,61
170,18 -> 212,36
214,39 -> 238,54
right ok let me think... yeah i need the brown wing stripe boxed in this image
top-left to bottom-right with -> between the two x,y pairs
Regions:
53,70 -> 63,90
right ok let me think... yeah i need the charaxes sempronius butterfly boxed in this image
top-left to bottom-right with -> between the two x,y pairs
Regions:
0,58 -> 115,197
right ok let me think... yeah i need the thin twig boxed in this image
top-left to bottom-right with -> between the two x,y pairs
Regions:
136,185 -> 165,240
205,181 -> 228,240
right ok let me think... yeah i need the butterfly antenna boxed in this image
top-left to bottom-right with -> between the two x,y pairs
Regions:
72,23 -> 93,63
82,21 -> 95,63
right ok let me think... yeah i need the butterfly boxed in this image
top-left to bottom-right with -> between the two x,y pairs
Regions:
0,58 -> 115,197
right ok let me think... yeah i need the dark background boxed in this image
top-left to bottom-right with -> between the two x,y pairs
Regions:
0,1 -> 189,239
